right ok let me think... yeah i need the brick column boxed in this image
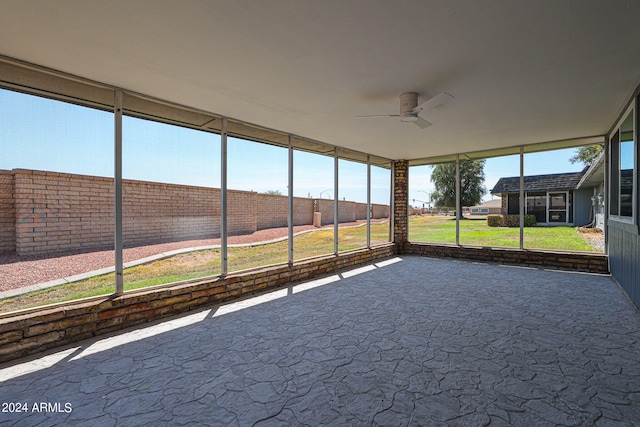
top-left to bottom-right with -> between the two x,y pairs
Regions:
393,160 -> 408,251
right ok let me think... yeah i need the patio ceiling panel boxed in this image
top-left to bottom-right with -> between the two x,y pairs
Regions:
1,1 -> 639,160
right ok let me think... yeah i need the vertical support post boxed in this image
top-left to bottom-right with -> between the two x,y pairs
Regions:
519,146 -> 525,249
114,90 -> 124,295
288,135 -> 294,264
367,155 -> 371,249
603,139 -> 609,254
334,147 -> 339,255
455,154 -> 460,245
220,118 -> 228,276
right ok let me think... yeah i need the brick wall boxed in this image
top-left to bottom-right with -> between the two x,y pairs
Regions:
1,170 -> 389,255
11,170 -> 225,254
0,171 -> 15,253
355,202 -> 368,220
0,244 -> 396,363
255,193 -> 286,229
289,199 -> 390,227
293,198 -> 315,226
316,199 -> 335,225
254,194 -> 315,229
339,201 -> 357,223
227,190 -> 256,235
123,178 -> 222,245
372,204 -> 389,219
405,243 -> 608,274
13,170 -> 114,255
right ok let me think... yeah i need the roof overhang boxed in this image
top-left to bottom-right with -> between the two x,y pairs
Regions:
577,152 -> 606,189
1,1 -> 639,160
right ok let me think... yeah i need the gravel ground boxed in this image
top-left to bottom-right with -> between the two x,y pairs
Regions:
0,220 -> 381,292
577,227 -> 605,253
580,233 -> 605,252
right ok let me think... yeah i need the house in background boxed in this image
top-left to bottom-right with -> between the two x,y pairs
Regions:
466,199 -> 502,216
491,155 -> 605,228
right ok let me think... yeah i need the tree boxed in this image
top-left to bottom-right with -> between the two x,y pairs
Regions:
430,159 -> 486,218
262,189 -> 283,196
569,144 -> 603,167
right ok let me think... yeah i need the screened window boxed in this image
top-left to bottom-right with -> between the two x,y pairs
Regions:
620,114 -> 634,217
610,106 -> 635,220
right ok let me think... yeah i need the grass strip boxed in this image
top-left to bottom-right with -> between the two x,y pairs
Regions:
0,218 -> 598,313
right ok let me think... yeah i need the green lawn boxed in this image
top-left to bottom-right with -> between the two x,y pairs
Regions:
0,217 -> 598,313
409,215 -> 597,252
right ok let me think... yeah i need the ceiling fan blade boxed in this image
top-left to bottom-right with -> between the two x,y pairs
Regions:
356,114 -> 400,118
414,117 -> 432,129
412,92 -> 454,114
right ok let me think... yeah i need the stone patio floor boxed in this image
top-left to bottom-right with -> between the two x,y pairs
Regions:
1,255 -> 639,426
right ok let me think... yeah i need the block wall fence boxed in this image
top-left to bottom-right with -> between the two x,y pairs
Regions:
0,169 -> 390,255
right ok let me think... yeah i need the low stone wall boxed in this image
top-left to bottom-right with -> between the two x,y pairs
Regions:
404,243 -> 609,274
0,244 -> 396,363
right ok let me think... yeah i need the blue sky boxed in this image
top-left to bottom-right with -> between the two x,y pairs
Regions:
1,88 -> 589,206
0,89 -> 391,204
409,150 -> 587,207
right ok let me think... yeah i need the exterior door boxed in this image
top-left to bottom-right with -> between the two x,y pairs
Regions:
526,192 -> 547,223
548,192 -> 568,223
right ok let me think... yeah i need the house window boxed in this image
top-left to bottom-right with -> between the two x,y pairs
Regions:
481,208 -> 489,214
610,131 -> 620,216
620,112 -> 634,217
610,105 -> 635,219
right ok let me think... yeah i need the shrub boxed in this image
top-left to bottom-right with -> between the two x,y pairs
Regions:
487,215 -> 501,227
524,215 -> 537,227
502,214 -> 520,227
487,214 -> 537,227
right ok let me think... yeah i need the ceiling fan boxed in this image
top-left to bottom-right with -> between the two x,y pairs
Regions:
357,92 -> 454,129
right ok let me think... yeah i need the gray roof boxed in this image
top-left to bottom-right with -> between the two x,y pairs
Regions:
491,168 -> 588,194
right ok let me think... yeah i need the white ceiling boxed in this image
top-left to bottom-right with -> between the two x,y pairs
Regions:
2,0 -> 640,161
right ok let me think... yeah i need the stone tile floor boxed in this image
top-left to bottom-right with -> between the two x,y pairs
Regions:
1,256 -> 639,426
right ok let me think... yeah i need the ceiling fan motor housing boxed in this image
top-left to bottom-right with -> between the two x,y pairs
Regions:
399,92 -> 419,122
